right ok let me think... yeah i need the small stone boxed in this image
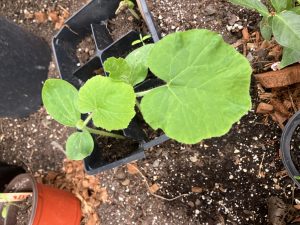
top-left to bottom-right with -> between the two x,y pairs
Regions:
116,171 -> 126,180
205,5 -> 217,15
188,201 -> 195,208
229,175 -> 234,179
153,159 -> 160,168
121,179 -> 130,186
195,199 -> 201,206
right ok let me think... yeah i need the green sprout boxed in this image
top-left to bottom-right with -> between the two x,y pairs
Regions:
116,0 -> 140,20
132,34 -> 151,46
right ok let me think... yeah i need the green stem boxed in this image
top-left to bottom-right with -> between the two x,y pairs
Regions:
136,99 -> 141,111
85,127 -> 125,139
129,8 -> 140,20
83,113 -> 93,128
136,89 -> 152,97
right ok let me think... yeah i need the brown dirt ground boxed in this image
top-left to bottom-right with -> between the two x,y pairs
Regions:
1,0 -> 299,225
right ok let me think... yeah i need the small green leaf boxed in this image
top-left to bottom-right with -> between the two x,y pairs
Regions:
142,29 -> 252,144
66,131 -> 94,160
1,205 -> 8,218
287,0 -> 296,9
104,57 -> 131,83
228,0 -> 269,17
260,16 -> 273,40
280,47 -> 300,68
294,175 -> 300,180
272,11 -> 300,51
78,76 -> 136,131
132,39 -> 142,46
142,34 -> 151,41
270,0 -> 288,12
290,6 -> 300,14
125,44 -> 154,86
42,79 -> 81,127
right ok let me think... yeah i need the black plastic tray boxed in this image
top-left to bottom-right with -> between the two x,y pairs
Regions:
52,0 -> 168,174
280,111 -> 300,187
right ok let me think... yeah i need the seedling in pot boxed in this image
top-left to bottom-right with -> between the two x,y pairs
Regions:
42,29 -> 252,161
116,0 -> 140,20
228,0 -> 300,69
0,192 -> 32,218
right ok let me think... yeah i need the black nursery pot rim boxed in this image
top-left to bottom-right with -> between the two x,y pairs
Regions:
280,110 -> 300,187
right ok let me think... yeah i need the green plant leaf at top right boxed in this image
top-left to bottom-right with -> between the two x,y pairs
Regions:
272,11 -> 300,51
270,0 -> 288,12
228,0 -> 269,17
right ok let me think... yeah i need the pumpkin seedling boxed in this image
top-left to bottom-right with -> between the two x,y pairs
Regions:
116,0 -> 140,20
42,29 -> 252,161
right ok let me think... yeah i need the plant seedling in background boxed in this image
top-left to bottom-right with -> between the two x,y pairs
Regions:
132,34 -> 152,46
116,0 -> 140,20
42,29 -> 252,160
229,0 -> 300,69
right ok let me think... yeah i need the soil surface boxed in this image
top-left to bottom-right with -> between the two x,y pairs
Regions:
1,0 -> 299,225
16,196 -> 32,225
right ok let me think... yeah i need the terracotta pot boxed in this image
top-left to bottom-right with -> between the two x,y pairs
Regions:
2,174 -> 81,225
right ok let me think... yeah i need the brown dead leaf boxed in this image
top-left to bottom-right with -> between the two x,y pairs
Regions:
149,183 -> 160,194
48,11 -> 59,23
270,99 -> 290,116
256,102 -> 274,114
242,27 -> 250,41
294,205 -> 300,210
34,11 -> 47,23
54,16 -> 65,30
99,188 -> 108,202
127,163 -> 139,175
192,187 -> 203,193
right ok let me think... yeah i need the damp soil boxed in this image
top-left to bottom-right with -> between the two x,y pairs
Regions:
76,35 -> 96,67
97,137 -> 140,163
108,6 -> 147,41
16,196 -> 32,225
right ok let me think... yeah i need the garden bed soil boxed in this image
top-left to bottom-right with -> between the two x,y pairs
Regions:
1,0 -> 300,225
98,137 -> 140,163
16,196 -> 32,225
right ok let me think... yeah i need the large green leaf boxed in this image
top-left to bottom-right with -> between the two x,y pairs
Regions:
270,0 -> 288,12
78,76 -> 136,131
290,6 -> 300,14
141,29 -> 252,144
260,16 -> 273,40
228,0 -> 269,17
287,0 -> 296,9
66,131 -> 94,160
42,79 -> 80,127
272,11 -> 300,51
280,47 -> 300,68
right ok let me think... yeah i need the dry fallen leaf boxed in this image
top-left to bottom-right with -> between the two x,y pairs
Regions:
54,16 -> 65,30
192,187 -> 203,193
34,11 -> 47,23
149,183 -> 160,194
127,163 -> 139,175
48,11 -> 59,23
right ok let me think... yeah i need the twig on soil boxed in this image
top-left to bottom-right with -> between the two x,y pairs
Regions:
288,87 -> 297,113
257,152 -> 266,178
128,163 -> 191,201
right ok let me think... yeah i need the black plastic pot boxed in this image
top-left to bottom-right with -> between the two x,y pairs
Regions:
0,162 -> 25,192
52,0 -> 168,174
0,17 -> 51,117
280,111 -> 300,187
